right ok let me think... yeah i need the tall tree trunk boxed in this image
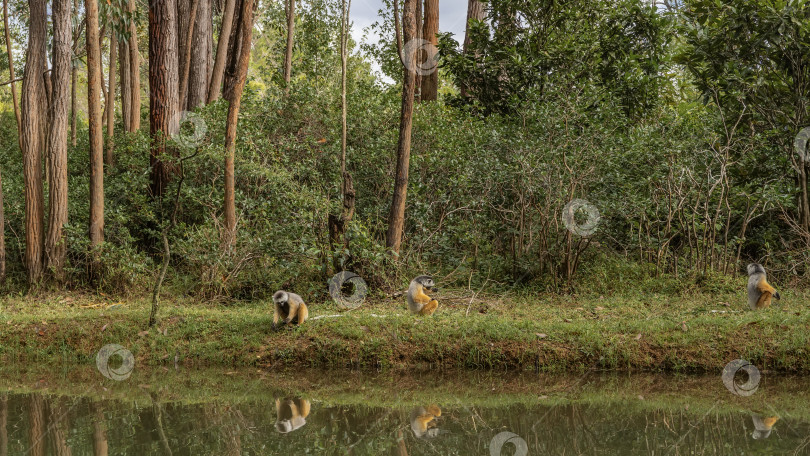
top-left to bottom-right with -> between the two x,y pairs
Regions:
48,400 -> 73,456
799,160 -> 810,231
187,0 -> 212,109
223,0 -> 255,246
106,30 -> 117,167
100,36 -> 108,126
0,169 -> 4,284
43,56 -> 52,113
385,0 -> 417,254
460,0 -> 484,98
340,0 -> 351,184
71,0 -> 78,146
45,0 -> 72,281
221,0 -> 244,102
1,0 -> 18,285
87,0 -> 105,256
0,396 -> 6,456
2,0 -> 20,141
119,38 -> 131,131
328,0 -> 355,269
420,0 -> 439,101
21,0 -> 48,283
463,0 -> 484,54
178,0 -> 200,110
149,0 -> 181,197
71,61 -> 77,146
207,0 -> 236,103
91,403 -> 108,456
28,396 -> 45,456
282,0 -> 295,94
128,0 -> 141,132
176,0 -> 192,107
414,0 -> 422,102
150,394 -> 174,456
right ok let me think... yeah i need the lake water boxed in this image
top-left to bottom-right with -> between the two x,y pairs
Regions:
0,366 -> 808,455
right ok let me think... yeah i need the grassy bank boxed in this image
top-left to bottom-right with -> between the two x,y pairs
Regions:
1,289 -> 809,372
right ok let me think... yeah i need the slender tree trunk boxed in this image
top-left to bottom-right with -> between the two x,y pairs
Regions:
179,0 -> 200,110
119,38 -> 131,131
385,0 -> 417,254
420,0 -> 439,101
223,0 -> 255,246
150,394 -> 174,456
28,396 -> 45,456
340,0 -> 351,182
414,0 -> 422,102
45,0 -> 72,281
328,0 -> 355,269
187,0 -> 212,109
21,0 -> 48,283
2,0 -> 20,141
283,0 -> 295,94
149,0 -> 181,197
393,0 -> 403,61
43,56 -> 52,112
71,63 -> 77,146
106,30 -> 117,167
0,396 -> 6,456
460,0 -> 484,98
463,0 -> 484,54
91,403 -> 108,456
48,400 -> 73,456
0,169 -> 4,284
176,0 -> 192,107
71,0 -> 78,146
798,156 -> 810,231
87,0 -> 105,257
207,0 -> 236,103
222,0 -> 244,102
128,0 -> 141,131
0,0 -> 18,285
100,39 -> 108,125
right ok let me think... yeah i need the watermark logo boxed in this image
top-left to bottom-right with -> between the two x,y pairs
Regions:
795,127 -> 810,162
96,344 -> 135,381
403,38 -> 439,76
328,271 -> 368,309
562,199 -> 600,236
490,431 -> 528,456
721,359 -> 760,397
171,110 -> 208,150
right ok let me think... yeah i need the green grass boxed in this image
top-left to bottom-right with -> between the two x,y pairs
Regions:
1,288 -> 809,372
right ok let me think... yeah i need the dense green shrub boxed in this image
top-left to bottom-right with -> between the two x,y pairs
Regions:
0,0 -> 806,299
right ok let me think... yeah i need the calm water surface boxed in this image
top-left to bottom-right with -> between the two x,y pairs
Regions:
0,366 -> 808,455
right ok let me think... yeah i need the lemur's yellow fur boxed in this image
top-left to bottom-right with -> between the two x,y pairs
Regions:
272,291 -> 309,330
413,285 -> 438,315
410,405 -> 442,438
407,276 -> 439,315
275,398 -> 311,433
746,264 -> 781,310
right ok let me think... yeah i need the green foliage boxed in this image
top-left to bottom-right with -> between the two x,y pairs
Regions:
0,0 -> 808,300
438,0 -> 673,117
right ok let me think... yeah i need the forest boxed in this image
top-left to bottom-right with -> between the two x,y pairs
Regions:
0,0 -> 808,306
3,2 -> 810,454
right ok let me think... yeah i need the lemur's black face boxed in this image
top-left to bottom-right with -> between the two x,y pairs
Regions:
418,277 -> 438,291
277,300 -> 289,312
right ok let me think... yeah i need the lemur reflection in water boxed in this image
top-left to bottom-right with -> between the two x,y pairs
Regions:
751,413 -> 779,439
410,405 -> 442,439
275,398 -> 311,433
